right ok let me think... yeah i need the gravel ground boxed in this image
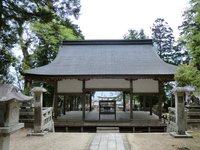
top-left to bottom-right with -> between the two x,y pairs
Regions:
126,132 -> 200,150
10,129 -> 200,150
10,129 -> 94,150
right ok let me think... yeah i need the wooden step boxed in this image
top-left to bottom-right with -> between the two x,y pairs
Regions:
96,127 -> 119,133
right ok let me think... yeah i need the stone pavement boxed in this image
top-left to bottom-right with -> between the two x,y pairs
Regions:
89,133 -> 129,150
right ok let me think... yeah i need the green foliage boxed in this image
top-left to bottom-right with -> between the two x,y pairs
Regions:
175,63 -> 198,87
175,0 -> 200,90
0,0 -> 81,83
31,20 -> 82,67
0,48 -> 15,83
123,29 -> 147,40
179,0 -> 200,69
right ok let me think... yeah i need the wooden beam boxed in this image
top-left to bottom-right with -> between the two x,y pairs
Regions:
25,74 -> 175,82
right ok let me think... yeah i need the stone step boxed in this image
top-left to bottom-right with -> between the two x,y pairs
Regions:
96,127 -> 119,133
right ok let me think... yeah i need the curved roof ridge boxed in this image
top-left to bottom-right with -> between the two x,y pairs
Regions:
62,39 -> 153,45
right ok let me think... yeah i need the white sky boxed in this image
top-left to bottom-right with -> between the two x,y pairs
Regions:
74,0 -> 190,98
73,0 -> 190,39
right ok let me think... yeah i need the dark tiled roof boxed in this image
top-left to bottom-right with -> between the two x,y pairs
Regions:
25,40 -> 177,77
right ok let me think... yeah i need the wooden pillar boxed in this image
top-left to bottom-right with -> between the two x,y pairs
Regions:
123,92 -> 126,112
130,80 -> 133,120
63,96 -> 66,115
69,98 -> 73,111
158,81 -> 163,120
75,98 -> 78,110
82,94 -> 86,120
66,97 -> 69,111
89,94 -> 92,111
54,94 -> 58,118
143,96 -> 146,111
82,80 -> 86,121
150,98 -> 152,115
52,82 -> 58,118
130,92 -> 133,120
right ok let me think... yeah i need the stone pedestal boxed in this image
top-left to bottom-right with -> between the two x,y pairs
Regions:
0,84 -> 33,150
0,102 -> 25,150
0,134 -> 10,150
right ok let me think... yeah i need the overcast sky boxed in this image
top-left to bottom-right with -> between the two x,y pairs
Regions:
73,0 -> 190,39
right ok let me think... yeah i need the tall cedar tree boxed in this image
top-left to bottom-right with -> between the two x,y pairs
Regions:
151,18 -> 175,64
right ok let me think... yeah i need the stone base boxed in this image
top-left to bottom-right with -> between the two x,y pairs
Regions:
0,123 -> 24,134
169,132 -> 193,138
27,131 -> 48,136
0,134 -> 10,150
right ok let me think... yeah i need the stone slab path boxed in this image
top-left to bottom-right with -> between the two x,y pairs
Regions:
89,133 -> 129,150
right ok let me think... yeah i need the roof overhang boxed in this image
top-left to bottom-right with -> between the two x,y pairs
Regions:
24,39 -> 177,82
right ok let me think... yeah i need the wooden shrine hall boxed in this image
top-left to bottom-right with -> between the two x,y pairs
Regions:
24,39 -> 177,123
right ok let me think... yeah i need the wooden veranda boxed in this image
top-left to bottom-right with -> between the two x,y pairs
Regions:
54,110 -> 167,133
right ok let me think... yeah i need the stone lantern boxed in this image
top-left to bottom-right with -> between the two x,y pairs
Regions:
170,87 -> 193,138
0,84 -> 33,150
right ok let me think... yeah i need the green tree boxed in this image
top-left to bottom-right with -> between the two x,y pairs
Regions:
0,0 -> 81,83
151,18 -> 175,64
175,0 -> 200,90
31,20 -> 83,67
29,19 -> 83,106
0,49 -> 15,83
179,0 -> 200,69
175,63 -> 198,87
123,29 -> 147,40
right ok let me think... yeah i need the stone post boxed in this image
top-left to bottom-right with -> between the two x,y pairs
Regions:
170,87 -> 193,138
31,87 -> 47,133
174,89 -> 186,135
